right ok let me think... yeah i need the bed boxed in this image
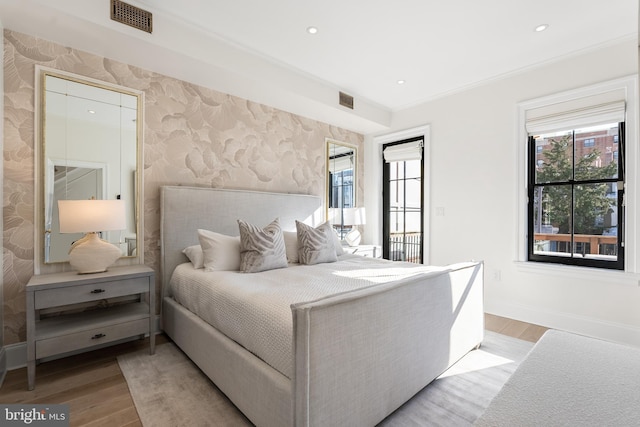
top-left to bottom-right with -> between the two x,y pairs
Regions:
160,185 -> 484,427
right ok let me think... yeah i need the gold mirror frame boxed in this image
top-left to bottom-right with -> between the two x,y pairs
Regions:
34,66 -> 144,272
326,139 -> 357,226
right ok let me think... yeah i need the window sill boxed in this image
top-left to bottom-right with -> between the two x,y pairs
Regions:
514,261 -> 640,287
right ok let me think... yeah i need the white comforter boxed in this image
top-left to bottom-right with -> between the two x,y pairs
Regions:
170,254 -> 444,379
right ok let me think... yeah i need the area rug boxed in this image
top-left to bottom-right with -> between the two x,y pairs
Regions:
476,330 -> 640,427
118,331 -> 533,426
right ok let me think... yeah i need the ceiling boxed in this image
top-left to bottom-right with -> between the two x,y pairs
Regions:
1,0 -> 638,133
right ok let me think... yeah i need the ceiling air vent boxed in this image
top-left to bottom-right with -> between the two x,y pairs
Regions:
339,92 -> 354,110
111,0 -> 153,33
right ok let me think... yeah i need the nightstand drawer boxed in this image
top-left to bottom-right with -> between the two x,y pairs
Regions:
34,277 -> 149,309
36,318 -> 149,359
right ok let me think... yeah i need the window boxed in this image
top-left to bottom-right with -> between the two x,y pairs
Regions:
518,77 -> 638,277
528,123 -> 624,269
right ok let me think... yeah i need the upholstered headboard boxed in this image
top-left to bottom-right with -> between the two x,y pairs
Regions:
159,186 -> 323,298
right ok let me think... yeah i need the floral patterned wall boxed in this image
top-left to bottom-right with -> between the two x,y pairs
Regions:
3,30 -> 364,345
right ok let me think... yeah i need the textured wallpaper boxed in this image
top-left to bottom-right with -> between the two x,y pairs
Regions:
3,30 -> 364,345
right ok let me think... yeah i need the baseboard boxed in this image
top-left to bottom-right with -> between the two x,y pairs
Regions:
486,299 -> 640,347
6,314 -> 162,371
0,347 -> 6,387
6,341 -> 26,371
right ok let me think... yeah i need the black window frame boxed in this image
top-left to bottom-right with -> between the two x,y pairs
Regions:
527,122 -> 625,270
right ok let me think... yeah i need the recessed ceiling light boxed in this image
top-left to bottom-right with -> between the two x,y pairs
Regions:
87,109 -> 96,114
535,24 -> 549,32
306,26 -> 318,35
397,79 -> 406,85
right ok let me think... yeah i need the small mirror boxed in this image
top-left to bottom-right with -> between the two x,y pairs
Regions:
326,140 -> 356,237
37,68 -> 142,265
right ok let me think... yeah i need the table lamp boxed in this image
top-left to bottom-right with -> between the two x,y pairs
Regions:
58,199 -> 126,274
342,207 -> 366,246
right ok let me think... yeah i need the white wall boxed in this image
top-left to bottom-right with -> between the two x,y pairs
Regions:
364,39 -> 640,347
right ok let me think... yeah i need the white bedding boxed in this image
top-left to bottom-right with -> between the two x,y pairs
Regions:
170,254 -> 445,378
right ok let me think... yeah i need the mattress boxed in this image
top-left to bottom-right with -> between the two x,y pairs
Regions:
169,254 -> 444,378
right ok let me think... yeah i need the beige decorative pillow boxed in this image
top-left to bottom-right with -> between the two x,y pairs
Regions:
238,218 -> 288,273
197,229 -> 241,271
296,221 -> 338,265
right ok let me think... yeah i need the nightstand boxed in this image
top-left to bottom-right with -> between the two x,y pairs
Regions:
26,265 -> 155,390
343,244 -> 381,258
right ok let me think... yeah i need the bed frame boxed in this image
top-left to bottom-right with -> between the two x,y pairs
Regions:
160,185 -> 484,427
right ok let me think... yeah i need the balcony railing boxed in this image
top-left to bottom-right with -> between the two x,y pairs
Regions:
387,233 -> 616,263
534,233 -> 617,256
388,232 -> 422,263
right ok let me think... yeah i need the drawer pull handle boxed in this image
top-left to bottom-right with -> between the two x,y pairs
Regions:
90,289 -> 106,294
91,333 -> 106,340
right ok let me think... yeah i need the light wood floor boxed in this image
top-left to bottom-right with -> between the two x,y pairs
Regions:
0,314 -> 547,426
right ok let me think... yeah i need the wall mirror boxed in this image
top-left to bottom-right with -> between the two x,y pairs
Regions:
326,140 -> 357,237
36,67 -> 143,267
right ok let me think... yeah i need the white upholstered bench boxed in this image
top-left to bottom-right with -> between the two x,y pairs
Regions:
475,329 -> 640,426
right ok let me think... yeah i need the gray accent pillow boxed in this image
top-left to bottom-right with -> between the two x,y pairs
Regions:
238,218 -> 288,273
296,220 -> 338,265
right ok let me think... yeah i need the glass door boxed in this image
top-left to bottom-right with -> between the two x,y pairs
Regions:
382,137 -> 424,263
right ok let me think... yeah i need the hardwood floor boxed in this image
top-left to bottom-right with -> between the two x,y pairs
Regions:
484,313 -> 549,343
0,315 -> 547,426
0,335 -> 169,427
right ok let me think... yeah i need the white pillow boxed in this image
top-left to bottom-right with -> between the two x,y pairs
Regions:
296,221 -> 338,265
283,231 -> 299,263
197,229 -> 241,271
182,245 -> 204,269
332,227 -> 345,256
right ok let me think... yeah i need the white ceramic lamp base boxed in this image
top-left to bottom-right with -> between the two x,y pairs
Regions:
69,232 -> 121,274
344,229 -> 362,246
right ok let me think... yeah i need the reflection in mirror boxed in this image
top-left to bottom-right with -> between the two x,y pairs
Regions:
326,140 -> 356,238
41,71 -> 140,264
46,164 -> 104,262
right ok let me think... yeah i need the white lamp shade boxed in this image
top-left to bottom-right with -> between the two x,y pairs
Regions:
327,208 -> 341,224
342,207 -> 366,226
58,199 -> 126,233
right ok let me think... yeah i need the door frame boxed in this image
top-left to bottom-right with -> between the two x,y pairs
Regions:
373,124 -> 431,264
